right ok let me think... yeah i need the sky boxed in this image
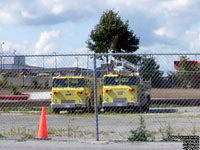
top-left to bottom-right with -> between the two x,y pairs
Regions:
0,0 -> 200,70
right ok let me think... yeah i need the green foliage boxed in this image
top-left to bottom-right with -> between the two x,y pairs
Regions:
44,80 -> 49,89
128,116 -> 154,142
0,77 -> 8,88
139,56 -> 163,88
87,10 -> 139,63
3,127 -> 36,140
9,84 -> 22,95
160,124 -> 174,141
191,126 -> 197,136
32,78 -> 38,89
0,133 -> 4,138
175,56 -> 200,88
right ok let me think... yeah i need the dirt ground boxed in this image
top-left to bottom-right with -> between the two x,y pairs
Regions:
150,88 -> 200,98
0,88 -> 51,95
1,87 -> 200,99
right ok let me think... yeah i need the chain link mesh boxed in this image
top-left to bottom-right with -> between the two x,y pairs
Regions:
0,54 -> 200,142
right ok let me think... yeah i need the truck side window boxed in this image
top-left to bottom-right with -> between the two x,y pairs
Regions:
88,80 -> 92,88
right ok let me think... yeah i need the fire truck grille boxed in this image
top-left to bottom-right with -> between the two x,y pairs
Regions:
113,98 -> 127,103
61,100 -> 75,104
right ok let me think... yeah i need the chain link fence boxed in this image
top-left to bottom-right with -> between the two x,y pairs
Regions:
0,53 -> 200,142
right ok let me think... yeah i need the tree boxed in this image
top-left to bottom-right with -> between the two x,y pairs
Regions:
176,56 -> 200,88
87,10 -> 140,64
164,71 -> 181,88
139,56 -> 163,88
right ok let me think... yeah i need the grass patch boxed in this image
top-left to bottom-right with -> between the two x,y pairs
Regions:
0,107 -> 42,112
159,124 -> 174,141
150,104 -> 183,108
21,133 -> 35,140
0,133 -> 5,138
0,107 -> 96,118
0,107 -> 54,114
177,128 -> 185,136
3,127 -> 37,140
191,126 -> 198,136
2,126 -> 97,139
60,112 -> 94,118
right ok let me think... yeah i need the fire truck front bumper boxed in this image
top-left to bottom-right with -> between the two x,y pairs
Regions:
103,102 -> 141,108
51,104 -> 86,109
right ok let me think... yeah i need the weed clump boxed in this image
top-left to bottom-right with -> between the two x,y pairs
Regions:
128,116 -> 154,142
159,124 -> 174,141
10,84 -> 22,95
0,133 -> 5,138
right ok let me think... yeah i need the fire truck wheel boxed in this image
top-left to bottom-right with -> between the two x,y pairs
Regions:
98,96 -> 103,111
53,108 -> 60,114
83,98 -> 92,113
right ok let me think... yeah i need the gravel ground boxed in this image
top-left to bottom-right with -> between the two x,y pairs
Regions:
151,88 -> 200,98
0,140 -> 183,150
0,107 -> 200,141
1,88 -> 200,99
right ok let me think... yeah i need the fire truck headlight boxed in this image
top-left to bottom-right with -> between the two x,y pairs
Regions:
105,98 -> 109,102
53,99 -> 57,104
132,97 -> 136,101
80,99 -> 84,104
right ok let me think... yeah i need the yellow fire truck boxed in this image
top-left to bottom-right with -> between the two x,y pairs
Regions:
102,60 -> 151,112
51,75 -> 102,113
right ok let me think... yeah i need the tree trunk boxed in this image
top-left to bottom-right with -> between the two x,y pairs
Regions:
106,55 -> 109,73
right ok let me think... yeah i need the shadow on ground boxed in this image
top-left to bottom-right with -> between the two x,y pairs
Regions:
148,108 -> 178,113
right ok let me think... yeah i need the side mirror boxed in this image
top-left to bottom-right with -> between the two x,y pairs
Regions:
100,79 -> 104,85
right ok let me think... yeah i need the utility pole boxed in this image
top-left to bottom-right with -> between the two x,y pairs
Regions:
75,57 -> 79,68
53,52 -> 57,72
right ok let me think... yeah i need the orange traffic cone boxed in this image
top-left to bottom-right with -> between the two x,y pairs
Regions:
36,107 -> 48,139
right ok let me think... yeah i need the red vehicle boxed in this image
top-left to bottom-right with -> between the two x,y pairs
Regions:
174,60 -> 200,70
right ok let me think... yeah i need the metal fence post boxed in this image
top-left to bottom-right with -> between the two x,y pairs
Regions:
0,56 -> 2,72
93,53 -> 99,141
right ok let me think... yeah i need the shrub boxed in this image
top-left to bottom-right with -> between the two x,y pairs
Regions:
0,77 -> 8,88
10,84 -> 22,95
32,79 -> 38,89
44,80 -> 49,89
128,116 -> 154,142
0,133 -> 4,138
160,124 -> 174,141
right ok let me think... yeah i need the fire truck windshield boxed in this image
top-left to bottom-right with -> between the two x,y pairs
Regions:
53,79 -> 68,87
69,78 -> 85,87
104,76 -> 137,86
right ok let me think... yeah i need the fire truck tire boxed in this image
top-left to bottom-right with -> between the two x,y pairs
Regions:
140,94 -> 151,112
98,96 -> 103,111
83,97 -> 93,113
53,108 -> 60,114
68,109 -> 76,113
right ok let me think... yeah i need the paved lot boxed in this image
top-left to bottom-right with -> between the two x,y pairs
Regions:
0,107 -> 199,149
0,107 -> 200,141
25,92 -> 51,100
0,140 -> 183,150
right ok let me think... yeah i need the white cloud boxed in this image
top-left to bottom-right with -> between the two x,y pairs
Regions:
184,28 -> 200,52
159,0 -> 190,11
0,12 -> 16,24
0,0 -> 200,54
153,27 -> 175,38
0,0 -> 98,25
0,41 -> 30,54
40,0 -> 73,15
64,47 -> 90,54
21,10 -> 37,19
34,30 -> 60,54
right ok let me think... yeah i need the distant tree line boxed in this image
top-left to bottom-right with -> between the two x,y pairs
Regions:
164,56 -> 200,88
87,10 -> 200,88
139,55 -> 200,88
